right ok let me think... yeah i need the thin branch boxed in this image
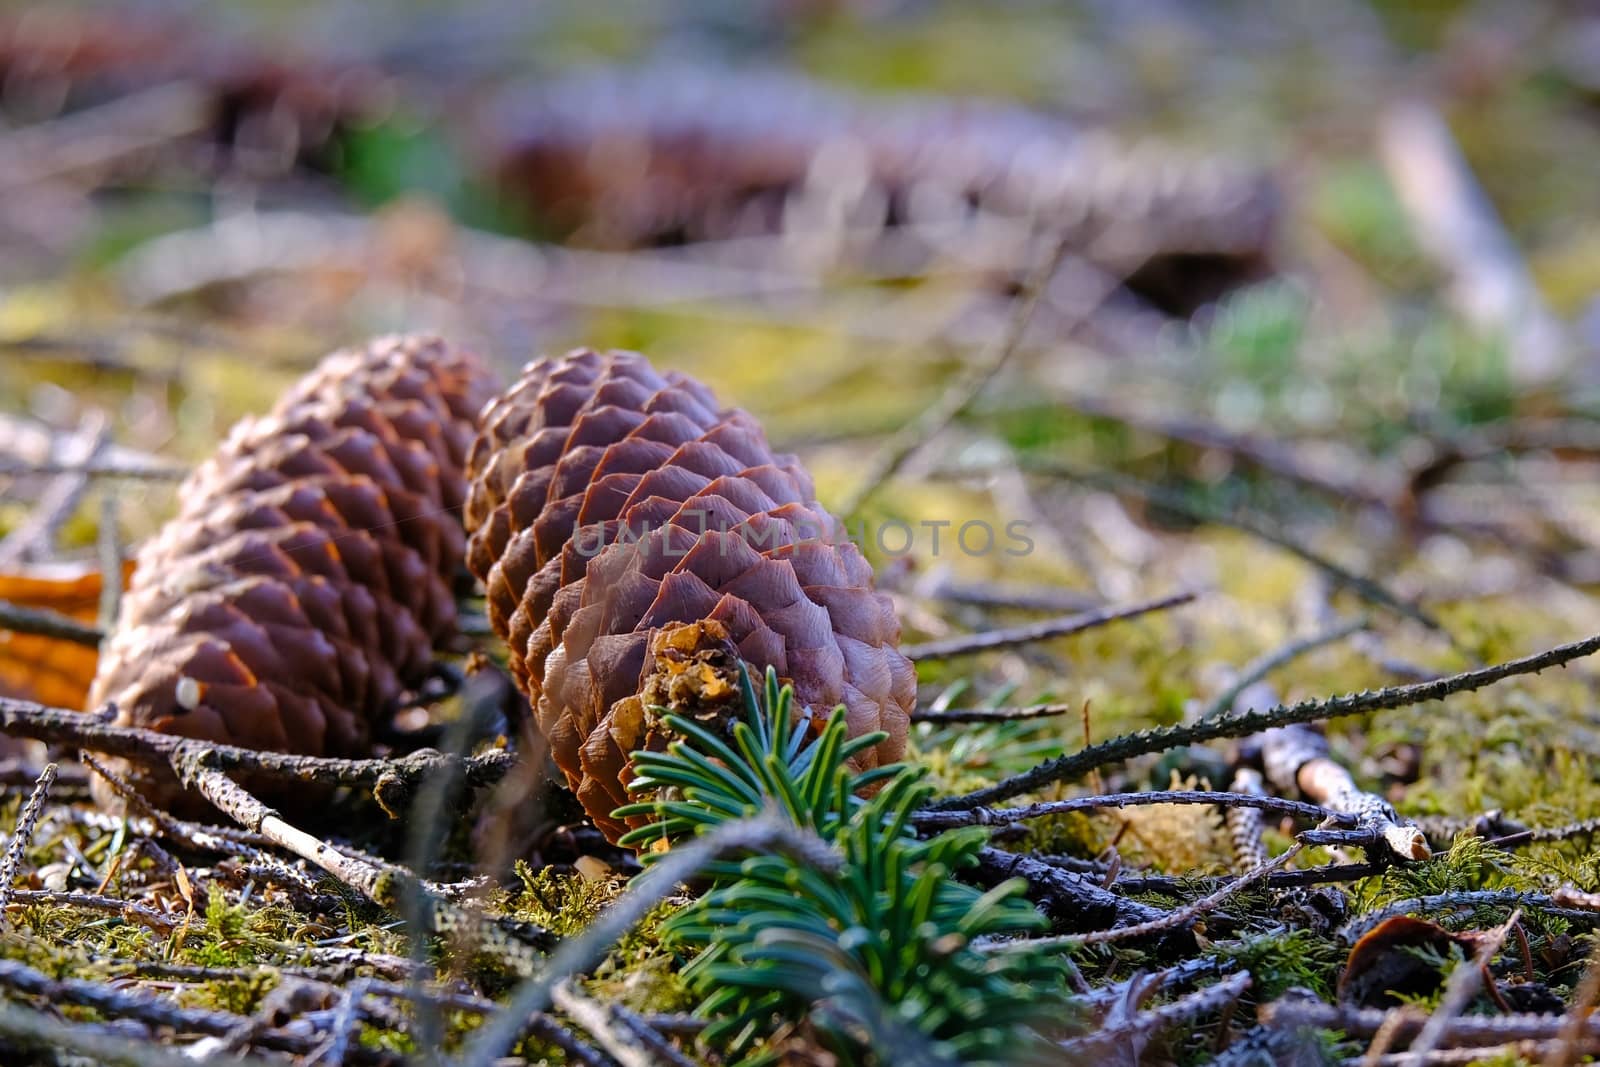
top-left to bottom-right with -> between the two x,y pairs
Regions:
0,999 -> 269,1067
0,599 -> 103,646
1343,891 -> 1600,943
836,226 -> 1080,516
1259,721 -> 1429,860
98,491 -> 124,632
552,980 -> 665,1067
927,630 -> 1600,810
0,459 -> 187,481
5,888 -> 180,932
0,956 -> 316,1055
902,588 -> 1198,661
911,703 -> 1077,724
1408,909 -> 1519,1060
1046,844 -> 1300,948
1262,995 -> 1600,1049
970,847 -> 1168,934
0,763 -> 56,920
913,789 -> 1353,832
459,816 -> 839,1067
0,414 -> 108,568
0,697 -> 517,801
1199,616 -> 1370,722
1059,971 -> 1253,1056
949,457 -> 1444,634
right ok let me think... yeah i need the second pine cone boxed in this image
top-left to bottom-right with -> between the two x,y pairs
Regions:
465,349 -> 914,841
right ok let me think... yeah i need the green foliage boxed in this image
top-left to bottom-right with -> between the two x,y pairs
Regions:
616,667 -> 1077,1065
1214,929 -> 1342,1001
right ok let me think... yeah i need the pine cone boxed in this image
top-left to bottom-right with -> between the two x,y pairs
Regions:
89,334 -> 496,811
479,67 -> 1276,314
465,349 -> 913,842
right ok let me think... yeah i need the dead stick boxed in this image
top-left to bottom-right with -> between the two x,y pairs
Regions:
928,630 -> 1600,810
913,788 -> 1351,831
837,224 -> 1081,515
0,697 -> 517,798
902,588 -> 1197,660
0,763 -> 56,921
0,600 -> 103,646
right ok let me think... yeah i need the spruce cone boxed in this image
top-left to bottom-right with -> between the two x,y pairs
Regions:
480,67 -> 1277,315
465,349 -> 913,842
89,334 -> 496,811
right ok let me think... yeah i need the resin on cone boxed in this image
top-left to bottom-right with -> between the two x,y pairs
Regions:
465,349 -> 914,842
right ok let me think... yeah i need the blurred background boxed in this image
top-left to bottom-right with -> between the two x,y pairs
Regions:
6,0 -> 1600,820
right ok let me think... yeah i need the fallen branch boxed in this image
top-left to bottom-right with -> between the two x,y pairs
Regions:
1257,721 -> 1429,861
5,888 -> 180,933
1261,994 -> 1600,1049
1010,844 -> 1301,949
969,847 -> 1169,934
837,225 -> 1082,516
913,789 -> 1353,832
1059,971 -> 1252,1057
911,702 -> 1077,723
0,599 -> 103,646
1199,616 -> 1370,722
928,631 -> 1600,810
0,763 -> 56,919
0,697 -> 517,807
459,816 -> 839,1067
902,588 -> 1198,661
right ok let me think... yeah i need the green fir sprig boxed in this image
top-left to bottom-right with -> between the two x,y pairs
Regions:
614,667 -> 1076,1065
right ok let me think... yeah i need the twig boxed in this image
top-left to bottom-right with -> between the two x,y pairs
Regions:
1014,844 -> 1301,949
836,226 -> 1080,516
902,588 -> 1197,661
0,763 -> 57,919
1342,891 -> 1600,943
0,83 -> 213,190
609,1004 -> 699,1067
0,599 -> 103,646
1262,995 -> 1600,1049
913,789 -> 1352,831
1058,971 -> 1252,1056
5,888 -> 180,932
82,753 -> 328,902
0,956 -> 343,1059
1378,98 -> 1567,386
1225,767 -> 1270,873
927,630 -> 1600,810
0,696 -> 517,802
1113,859 -> 1388,895
460,816 -> 839,1067
1199,616 -> 1370,722
949,458 -> 1444,634
0,414 -> 108,568
0,459 -> 187,481
969,847 -> 1168,934
1258,721 -> 1429,861
1406,909 -> 1519,1061
911,702 -> 1078,723
0,999 -> 271,1067
552,980 -> 662,1067
98,490 -> 124,632
1487,816 -> 1600,849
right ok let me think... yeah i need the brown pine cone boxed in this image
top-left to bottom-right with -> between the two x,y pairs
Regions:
465,349 -> 913,842
478,67 -> 1277,315
88,334 -> 496,811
